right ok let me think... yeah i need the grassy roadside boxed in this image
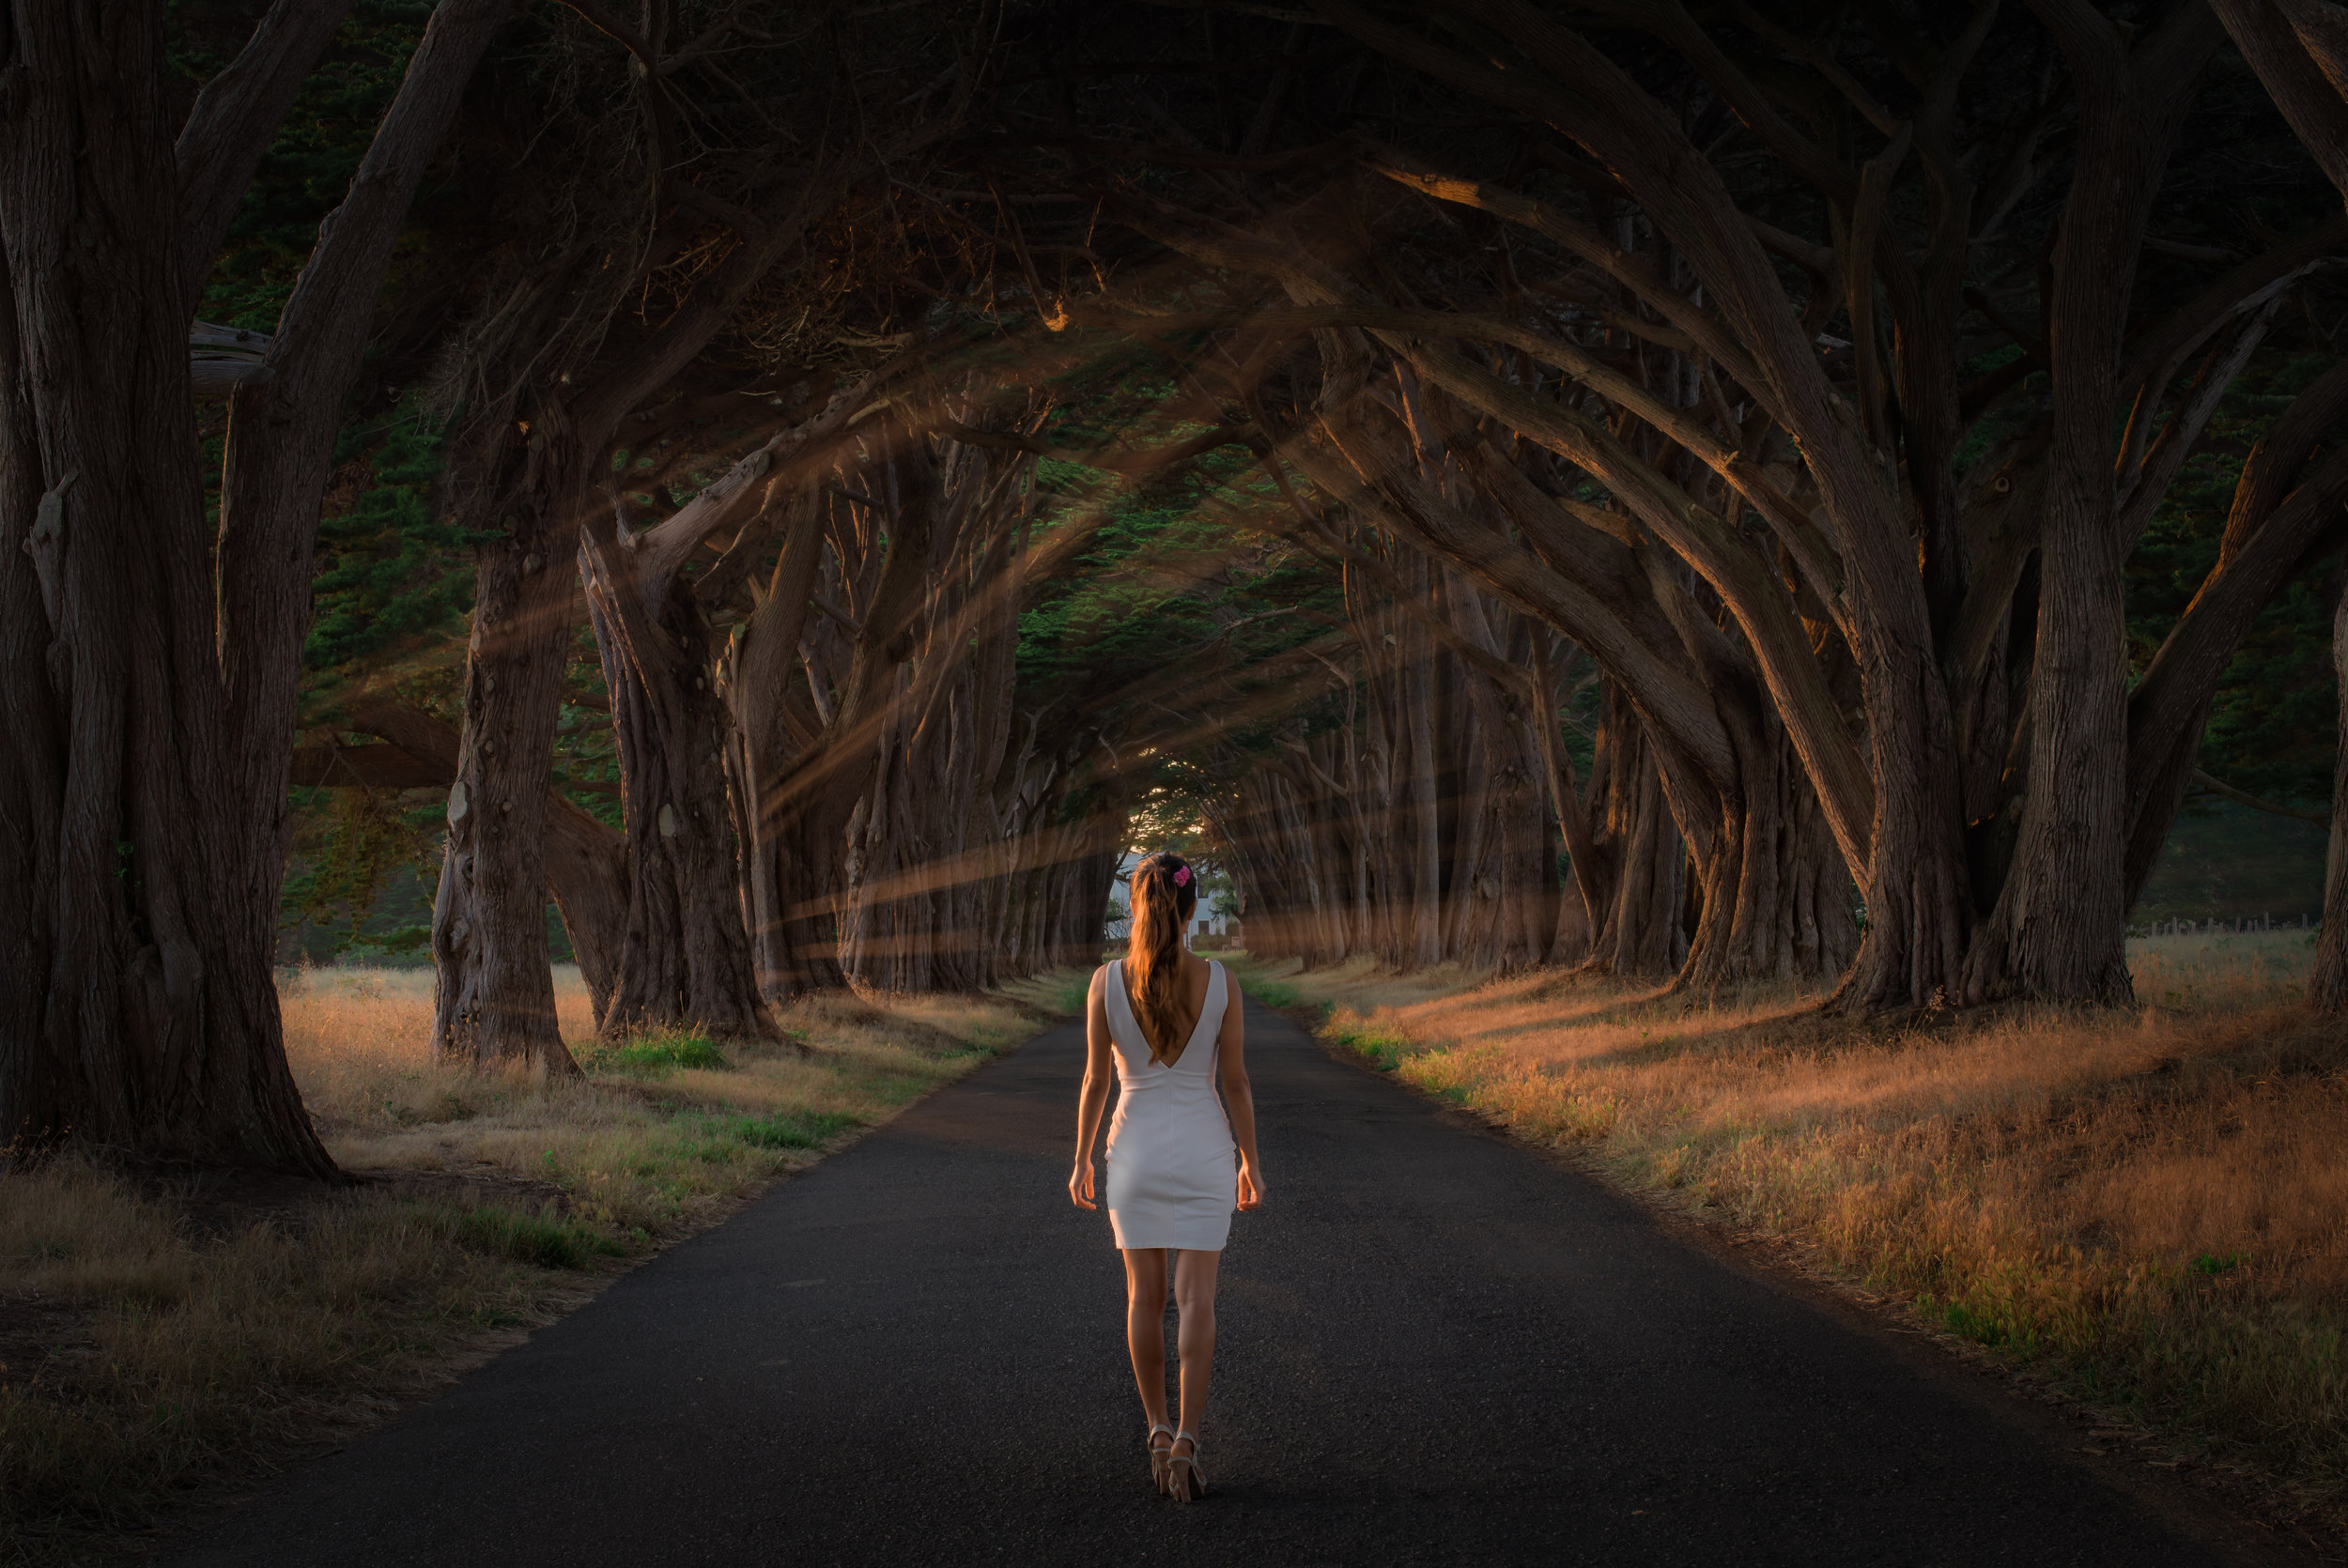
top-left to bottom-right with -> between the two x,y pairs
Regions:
0,966 -> 1080,1567
1227,933 -> 2348,1531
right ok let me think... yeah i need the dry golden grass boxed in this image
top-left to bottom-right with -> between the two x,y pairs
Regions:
1233,930 -> 2348,1521
0,965 -> 1068,1566
281,964 -> 1040,1237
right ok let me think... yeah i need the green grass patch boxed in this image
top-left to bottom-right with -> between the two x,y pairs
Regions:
724,1109 -> 864,1149
1326,1013 -> 1418,1071
1222,956 -> 1334,1020
443,1204 -> 626,1269
658,1108 -> 868,1161
575,1029 -> 733,1077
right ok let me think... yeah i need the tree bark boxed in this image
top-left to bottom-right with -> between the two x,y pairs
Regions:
2313,584 -> 2348,1012
216,0 -> 514,870
0,0 -> 495,1171
2213,0 -> 2348,204
325,698 -> 627,1028
1964,5 -> 2223,1006
732,431 -> 947,997
579,499 -> 778,1043
433,524 -> 588,1073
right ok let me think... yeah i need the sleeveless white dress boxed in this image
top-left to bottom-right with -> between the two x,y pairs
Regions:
1103,959 -> 1236,1252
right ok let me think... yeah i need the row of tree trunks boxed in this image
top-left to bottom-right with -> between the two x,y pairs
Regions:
1206,559 -> 1585,977
1138,108 -> 2337,1011
423,28 -> 869,1066
730,427 -> 952,1001
839,420 -> 1038,992
1131,2 -> 2338,1013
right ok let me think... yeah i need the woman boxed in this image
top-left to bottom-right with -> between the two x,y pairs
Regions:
1070,851 -> 1264,1501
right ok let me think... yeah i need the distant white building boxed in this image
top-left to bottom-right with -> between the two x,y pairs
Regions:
1107,850 -> 1237,940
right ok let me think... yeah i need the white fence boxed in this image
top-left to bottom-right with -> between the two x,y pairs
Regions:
2128,913 -> 2316,938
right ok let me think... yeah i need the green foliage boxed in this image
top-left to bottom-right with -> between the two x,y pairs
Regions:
279,784 -> 444,949
724,1110 -> 865,1149
307,403 -> 482,673
2134,800 -> 2327,923
551,626 -> 626,832
1044,973 -> 1091,1016
187,2 -> 440,331
2128,353 -> 2342,805
1012,364 -> 1351,843
1220,959 -> 1331,1021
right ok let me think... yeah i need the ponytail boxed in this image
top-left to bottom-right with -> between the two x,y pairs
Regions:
1125,852 -> 1200,1066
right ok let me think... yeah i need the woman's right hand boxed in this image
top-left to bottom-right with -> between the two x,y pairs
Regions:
1236,1159 -> 1264,1211
1069,1159 -> 1098,1210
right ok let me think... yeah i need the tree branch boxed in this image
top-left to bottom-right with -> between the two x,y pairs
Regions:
2191,767 -> 2330,822
174,0 -> 357,305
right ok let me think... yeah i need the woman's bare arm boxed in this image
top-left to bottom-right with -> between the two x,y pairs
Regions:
1070,966 -> 1115,1209
1216,971 -> 1263,1210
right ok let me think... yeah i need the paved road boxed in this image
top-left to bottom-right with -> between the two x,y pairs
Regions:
165,992 -> 2242,1567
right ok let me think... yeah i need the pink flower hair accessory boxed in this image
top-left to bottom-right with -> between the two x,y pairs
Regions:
1172,865 -> 1190,886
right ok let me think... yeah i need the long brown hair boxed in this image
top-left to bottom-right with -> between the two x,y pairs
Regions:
1125,852 -> 1199,1065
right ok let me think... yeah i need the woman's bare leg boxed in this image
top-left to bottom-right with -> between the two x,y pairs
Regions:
1171,1248 -> 1221,1448
1121,1247 -> 1171,1430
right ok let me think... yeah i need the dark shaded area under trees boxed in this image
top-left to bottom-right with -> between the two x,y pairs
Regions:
6,0 -> 2348,1174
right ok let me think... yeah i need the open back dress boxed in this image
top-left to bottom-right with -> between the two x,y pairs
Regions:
1102,959 -> 1236,1252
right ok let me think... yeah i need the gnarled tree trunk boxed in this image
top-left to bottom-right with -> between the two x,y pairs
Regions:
433,517 -> 589,1074
579,489 -> 778,1043
318,698 -> 626,1025
0,0 -> 502,1169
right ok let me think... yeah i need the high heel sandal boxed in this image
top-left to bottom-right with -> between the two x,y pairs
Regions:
1146,1422 -> 1175,1492
1165,1430 -> 1206,1502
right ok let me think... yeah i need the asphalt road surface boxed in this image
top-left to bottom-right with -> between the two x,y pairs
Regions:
163,990 -> 2248,1568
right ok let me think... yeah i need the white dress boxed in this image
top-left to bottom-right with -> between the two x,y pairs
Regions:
1103,959 -> 1236,1252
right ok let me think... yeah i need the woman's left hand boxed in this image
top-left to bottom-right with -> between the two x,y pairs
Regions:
1069,1159 -> 1098,1210
1236,1161 -> 1264,1211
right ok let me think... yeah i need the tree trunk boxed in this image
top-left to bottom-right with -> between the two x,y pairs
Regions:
432,525 -> 585,1074
731,435 -> 947,997
335,697 -> 627,1025
1680,700 -> 1858,989
1401,575 -> 1444,968
2313,583 -> 2348,1012
0,0 -> 503,1168
0,4 -> 330,1172
579,503 -> 777,1042
1585,709 -> 1686,978
1825,623 -> 1974,1012
216,0 -> 514,871
2212,0 -> 2348,204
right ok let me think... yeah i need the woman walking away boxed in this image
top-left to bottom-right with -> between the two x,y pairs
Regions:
1071,852 -> 1263,1501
